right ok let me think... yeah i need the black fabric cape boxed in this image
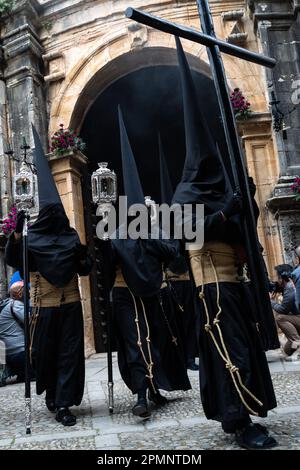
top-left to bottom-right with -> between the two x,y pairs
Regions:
111,226 -> 179,298
27,203 -> 81,288
168,278 -> 198,363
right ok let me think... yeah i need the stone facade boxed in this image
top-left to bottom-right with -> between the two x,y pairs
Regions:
248,0 -> 300,262
0,0 -> 298,353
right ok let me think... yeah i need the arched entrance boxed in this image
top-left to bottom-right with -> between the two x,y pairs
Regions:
74,47 -> 226,352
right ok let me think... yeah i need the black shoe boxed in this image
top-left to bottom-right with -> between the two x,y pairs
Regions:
187,360 -> 199,371
148,389 -> 168,406
132,398 -> 151,419
222,416 -> 252,434
45,399 -> 56,413
55,407 -> 77,426
235,423 -> 277,450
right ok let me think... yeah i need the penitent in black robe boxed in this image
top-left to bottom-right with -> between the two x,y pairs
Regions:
5,205 -> 92,408
102,234 -> 191,395
171,34 -> 276,428
172,188 -> 277,425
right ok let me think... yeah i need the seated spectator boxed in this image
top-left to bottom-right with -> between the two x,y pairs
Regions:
292,246 -> 300,313
271,264 -> 300,361
0,281 -> 28,383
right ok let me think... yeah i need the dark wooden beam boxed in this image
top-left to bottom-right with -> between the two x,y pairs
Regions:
125,7 -> 276,69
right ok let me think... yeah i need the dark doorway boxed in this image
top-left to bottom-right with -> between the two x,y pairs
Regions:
80,64 -> 225,352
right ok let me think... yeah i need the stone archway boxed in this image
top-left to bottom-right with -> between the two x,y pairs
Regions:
49,29 -> 210,135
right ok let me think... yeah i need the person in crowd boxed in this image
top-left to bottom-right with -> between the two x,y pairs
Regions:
0,281 -> 29,383
291,246 -> 300,313
102,107 -> 191,419
171,37 -> 277,449
8,271 -> 22,288
271,264 -> 300,361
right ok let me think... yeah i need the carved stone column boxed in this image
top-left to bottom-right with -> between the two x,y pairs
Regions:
2,0 -> 47,152
48,149 -> 95,357
248,0 -> 300,260
238,112 -> 284,273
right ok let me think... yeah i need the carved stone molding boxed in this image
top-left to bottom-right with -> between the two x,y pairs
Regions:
43,50 -> 66,83
127,23 -> 148,50
222,8 -> 248,44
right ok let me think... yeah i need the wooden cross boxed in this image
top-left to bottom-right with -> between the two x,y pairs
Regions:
126,0 -> 279,350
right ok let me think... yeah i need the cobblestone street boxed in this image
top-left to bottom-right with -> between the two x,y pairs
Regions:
0,351 -> 300,450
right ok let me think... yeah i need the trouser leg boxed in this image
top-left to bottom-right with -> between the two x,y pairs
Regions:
275,313 -> 300,350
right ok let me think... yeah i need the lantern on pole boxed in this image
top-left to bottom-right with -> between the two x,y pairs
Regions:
13,161 -> 37,211
91,162 -> 117,216
91,162 -> 117,413
10,139 -> 36,435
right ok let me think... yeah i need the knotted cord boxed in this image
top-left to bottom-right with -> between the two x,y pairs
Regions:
128,288 -> 156,393
197,250 -> 263,416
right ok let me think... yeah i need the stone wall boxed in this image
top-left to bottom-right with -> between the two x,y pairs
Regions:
248,0 -> 300,263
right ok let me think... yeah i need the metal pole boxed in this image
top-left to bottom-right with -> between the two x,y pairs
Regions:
23,210 -> 31,434
99,210 -> 114,414
195,0 -> 278,349
106,303 -> 114,414
125,7 -> 276,69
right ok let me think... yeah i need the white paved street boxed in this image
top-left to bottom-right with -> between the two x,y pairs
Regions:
0,350 -> 300,450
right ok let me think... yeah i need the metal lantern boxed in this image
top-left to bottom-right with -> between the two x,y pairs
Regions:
91,162 -> 117,216
13,161 -> 37,211
90,161 -> 117,414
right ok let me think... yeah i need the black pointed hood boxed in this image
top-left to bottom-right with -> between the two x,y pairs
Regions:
32,124 -> 63,210
158,134 -> 173,205
118,106 -> 144,206
172,37 -> 226,207
28,125 -> 81,288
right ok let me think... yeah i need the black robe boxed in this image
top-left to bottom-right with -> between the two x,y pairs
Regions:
167,278 -> 198,364
5,209 -> 92,408
113,286 -> 190,394
32,302 -> 85,407
102,235 -> 191,394
172,188 -> 277,424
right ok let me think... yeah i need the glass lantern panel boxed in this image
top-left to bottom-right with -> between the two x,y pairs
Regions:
100,177 -> 114,196
16,177 -> 30,195
92,176 -> 99,201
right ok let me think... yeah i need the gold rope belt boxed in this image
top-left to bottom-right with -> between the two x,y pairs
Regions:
29,273 -> 80,307
189,241 -> 239,286
188,241 -> 263,416
114,269 -> 167,289
165,270 -> 190,282
114,269 -> 128,288
28,273 -> 80,364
